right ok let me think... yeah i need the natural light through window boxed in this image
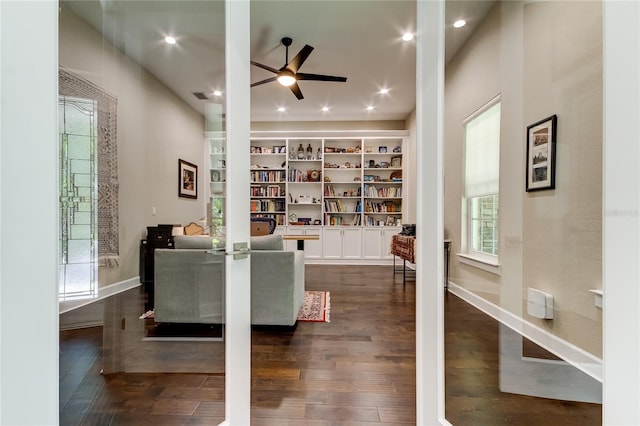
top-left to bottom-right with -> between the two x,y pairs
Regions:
463,98 -> 501,263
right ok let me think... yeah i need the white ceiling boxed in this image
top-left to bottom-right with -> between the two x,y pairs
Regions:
63,0 -> 494,123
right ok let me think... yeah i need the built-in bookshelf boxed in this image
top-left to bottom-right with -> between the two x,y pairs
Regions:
248,135 -> 405,228
250,139 -> 288,225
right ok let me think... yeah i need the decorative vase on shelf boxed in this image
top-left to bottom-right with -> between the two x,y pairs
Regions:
306,143 -> 313,160
297,144 -> 304,159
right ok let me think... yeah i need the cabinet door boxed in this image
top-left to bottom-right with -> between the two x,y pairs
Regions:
381,227 -> 401,259
342,228 -> 363,259
362,228 -> 383,259
303,226 -> 323,259
322,228 -> 343,259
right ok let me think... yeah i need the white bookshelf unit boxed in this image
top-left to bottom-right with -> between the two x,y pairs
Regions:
248,130 -> 408,264
205,130 -> 408,264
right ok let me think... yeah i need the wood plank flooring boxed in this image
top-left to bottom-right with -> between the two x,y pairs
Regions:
60,265 -> 601,425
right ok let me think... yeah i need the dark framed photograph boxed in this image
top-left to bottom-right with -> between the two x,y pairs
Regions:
378,146 -> 387,153
179,159 -> 198,199
210,170 -> 220,182
526,115 -> 557,192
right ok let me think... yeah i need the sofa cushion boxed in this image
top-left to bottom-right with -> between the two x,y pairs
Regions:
173,235 -> 225,250
250,234 -> 284,251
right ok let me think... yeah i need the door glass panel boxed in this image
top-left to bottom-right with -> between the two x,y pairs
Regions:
444,1 -> 602,423
59,96 -> 98,300
58,1 -> 230,424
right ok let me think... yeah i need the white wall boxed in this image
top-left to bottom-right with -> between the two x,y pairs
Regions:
59,5 -> 206,285
444,1 -> 603,357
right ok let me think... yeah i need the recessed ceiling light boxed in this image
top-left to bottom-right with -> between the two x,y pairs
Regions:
379,88 -> 390,95
322,106 -> 330,112
213,90 -> 222,97
453,19 -> 466,28
366,105 -> 375,111
277,107 -> 286,112
402,32 -> 414,42
164,36 -> 177,45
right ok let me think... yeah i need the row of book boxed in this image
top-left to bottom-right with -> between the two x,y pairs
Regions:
250,170 -> 286,183
364,201 -> 401,213
250,199 -> 286,213
364,215 -> 401,226
364,185 -> 402,198
324,199 -> 362,213
250,184 -> 283,197
324,214 -> 362,226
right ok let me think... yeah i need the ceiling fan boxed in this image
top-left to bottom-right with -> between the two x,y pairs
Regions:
250,37 -> 347,100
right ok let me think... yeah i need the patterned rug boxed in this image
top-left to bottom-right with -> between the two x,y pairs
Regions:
297,291 -> 330,322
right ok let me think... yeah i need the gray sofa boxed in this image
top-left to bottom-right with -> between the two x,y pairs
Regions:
154,234 -> 305,326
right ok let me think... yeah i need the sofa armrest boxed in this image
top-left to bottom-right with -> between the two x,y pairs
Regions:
250,250 -> 305,325
154,249 -> 225,323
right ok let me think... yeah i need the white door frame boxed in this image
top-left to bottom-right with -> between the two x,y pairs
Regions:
223,0 -> 252,424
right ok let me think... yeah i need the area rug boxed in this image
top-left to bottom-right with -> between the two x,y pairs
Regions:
297,291 -> 330,322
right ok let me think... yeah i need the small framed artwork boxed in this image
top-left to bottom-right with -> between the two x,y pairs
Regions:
210,170 -> 221,182
391,155 -> 402,168
179,159 -> 198,199
378,146 -> 387,153
526,114 -> 557,191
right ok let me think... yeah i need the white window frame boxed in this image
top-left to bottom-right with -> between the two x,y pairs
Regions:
460,96 -> 501,274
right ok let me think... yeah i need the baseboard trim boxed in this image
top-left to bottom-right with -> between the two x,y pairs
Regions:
59,277 -> 141,314
447,282 -> 603,383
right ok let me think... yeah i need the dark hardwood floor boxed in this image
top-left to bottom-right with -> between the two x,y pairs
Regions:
60,265 -> 601,425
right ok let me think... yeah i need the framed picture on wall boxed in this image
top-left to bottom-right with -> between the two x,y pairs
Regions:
526,114 -> 557,192
179,159 -> 198,199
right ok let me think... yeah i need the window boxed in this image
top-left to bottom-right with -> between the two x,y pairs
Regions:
463,98 -> 501,265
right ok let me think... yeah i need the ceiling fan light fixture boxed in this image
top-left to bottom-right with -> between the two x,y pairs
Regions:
277,74 -> 296,87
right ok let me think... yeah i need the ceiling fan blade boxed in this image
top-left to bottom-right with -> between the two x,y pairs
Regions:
250,60 -> 278,74
251,77 -> 277,87
289,82 -> 304,100
296,73 -> 347,83
286,44 -> 314,73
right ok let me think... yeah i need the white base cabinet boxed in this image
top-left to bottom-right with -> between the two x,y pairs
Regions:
276,225 -> 400,264
363,226 -> 402,260
322,227 -> 363,260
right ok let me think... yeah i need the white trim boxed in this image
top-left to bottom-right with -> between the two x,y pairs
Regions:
59,277 -> 140,314
415,1 -> 446,424
457,252 -> 501,275
462,93 -> 502,125
448,282 -> 603,383
603,1 -> 640,423
225,1 -> 251,425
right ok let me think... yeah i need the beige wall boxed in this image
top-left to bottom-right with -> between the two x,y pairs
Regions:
60,5 -> 206,285
444,1 -> 603,356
